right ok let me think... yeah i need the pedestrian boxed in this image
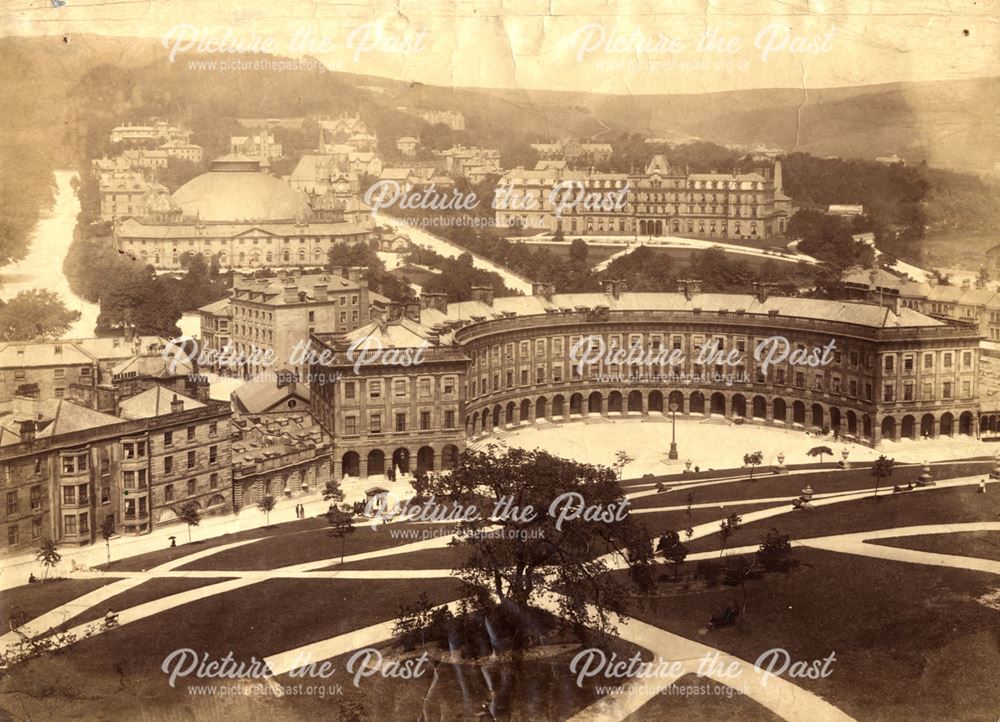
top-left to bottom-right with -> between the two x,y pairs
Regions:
980,478 -> 988,494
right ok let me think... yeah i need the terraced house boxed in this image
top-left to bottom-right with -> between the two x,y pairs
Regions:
0,388 -> 231,555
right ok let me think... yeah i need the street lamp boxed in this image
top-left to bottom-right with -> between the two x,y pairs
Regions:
668,402 -> 679,460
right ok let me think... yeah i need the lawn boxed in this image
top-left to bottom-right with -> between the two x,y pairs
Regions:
0,578 -> 465,720
622,673 -> 782,722
627,460 -> 993,509
0,577 -> 121,632
870,530 -> 1000,562
620,547 -> 1000,722
177,522 -> 460,571
109,515 -> 327,571
685,484 -> 1000,554
70,577 -> 234,626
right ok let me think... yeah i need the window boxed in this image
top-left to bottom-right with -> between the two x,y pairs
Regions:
444,410 -> 455,428
370,414 -> 382,433
962,380 -> 971,398
165,484 -> 174,502
962,351 -> 972,368
923,353 -> 934,369
345,416 -> 357,435
943,353 -> 953,369
520,369 -> 528,385
506,370 -> 513,388
369,381 -> 381,399
210,473 -> 219,489
883,384 -> 894,402
79,513 -> 89,534
124,470 -> 136,489
553,366 -> 563,382
164,456 -> 173,474
187,479 -> 196,496
418,378 -> 431,397
536,367 -> 545,383
30,486 -> 41,511
903,382 -> 913,401
64,515 -> 76,535
443,377 -> 455,395
187,450 -> 196,469
394,379 -> 407,397
883,355 -> 894,372
903,355 -> 914,372
187,426 -> 196,442
6,491 -> 17,515
31,518 -> 41,540
420,411 -> 431,430
8,525 -> 18,546
209,446 -> 218,464
943,381 -> 953,399
345,381 -> 356,399
101,486 -> 110,504
164,431 -> 173,447
209,422 -> 217,437
794,372 -> 805,387
62,487 -> 75,505
395,413 -> 407,432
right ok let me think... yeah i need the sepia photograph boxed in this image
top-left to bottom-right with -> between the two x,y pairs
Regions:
1,0 -> 999,719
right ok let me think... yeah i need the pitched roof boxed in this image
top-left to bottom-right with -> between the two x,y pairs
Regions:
231,372 -> 311,414
118,386 -> 205,419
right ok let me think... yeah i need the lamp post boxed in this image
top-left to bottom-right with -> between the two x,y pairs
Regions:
668,401 -> 679,460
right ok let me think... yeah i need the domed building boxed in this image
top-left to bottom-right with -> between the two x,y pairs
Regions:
114,155 -> 373,271
172,155 -> 310,222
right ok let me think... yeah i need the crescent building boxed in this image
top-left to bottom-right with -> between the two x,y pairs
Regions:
308,282 -> 982,482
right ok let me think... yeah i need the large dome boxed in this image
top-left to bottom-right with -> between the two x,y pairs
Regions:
172,154 -> 310,222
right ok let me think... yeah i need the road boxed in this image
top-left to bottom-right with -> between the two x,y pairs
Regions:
0,170 -> 100,337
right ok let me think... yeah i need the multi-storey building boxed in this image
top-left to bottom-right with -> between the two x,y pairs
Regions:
230,131 -> 283,159
495,156 -> 791,240
110,120 -> 192,145
158,140 -> 204,163
226,269 -> 372,378
0,336 -> 172,404
99,172 -> 156,221
0,387 -> 232,555
113,155 -> 373,270
310,283 -> 982,484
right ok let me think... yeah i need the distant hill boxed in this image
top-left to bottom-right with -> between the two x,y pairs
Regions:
4,33 -> 997,169
343,73 -> 1000,170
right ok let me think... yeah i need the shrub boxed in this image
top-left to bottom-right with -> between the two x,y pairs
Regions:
695,559 -> 723,586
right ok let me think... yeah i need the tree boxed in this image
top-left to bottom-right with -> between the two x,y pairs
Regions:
743,451 -> 763,480
757,528 -> 793,571
656,530 -> 689,580
410,469 -> 432,501
36,538 -> 61,581
258,494 -> 277,526
422,444 -> 655,651
718,513 -> 743,557
871,455 -> 895,500
611,450 -> 634,481
178,502 -> 201,543
0,290 -> 81,341
807,446 -> 834,465
326,507 -> 355,563
100,516 -> 115,569
322,480 -> 345,504
569,238 -> 589,265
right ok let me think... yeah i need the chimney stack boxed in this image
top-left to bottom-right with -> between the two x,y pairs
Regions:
283,281 -> 299,304
12,394 -> 40,424
471,285 -> 494,306
531,282 -> 556,300
752,281 -> 776,304
313,283 -> 328,302
18,420 -> 35,443
387,302 -> 405,323
600,278 -> 627,300
170,393 -> 184,414
677,279 -> 701,301
404,299 -> 422,322
420,292 -> 449,313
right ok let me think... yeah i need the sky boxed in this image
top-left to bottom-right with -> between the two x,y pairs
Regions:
2,0 -> 998,94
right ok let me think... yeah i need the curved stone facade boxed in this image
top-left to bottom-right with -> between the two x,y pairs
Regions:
310,289 -> 982,483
